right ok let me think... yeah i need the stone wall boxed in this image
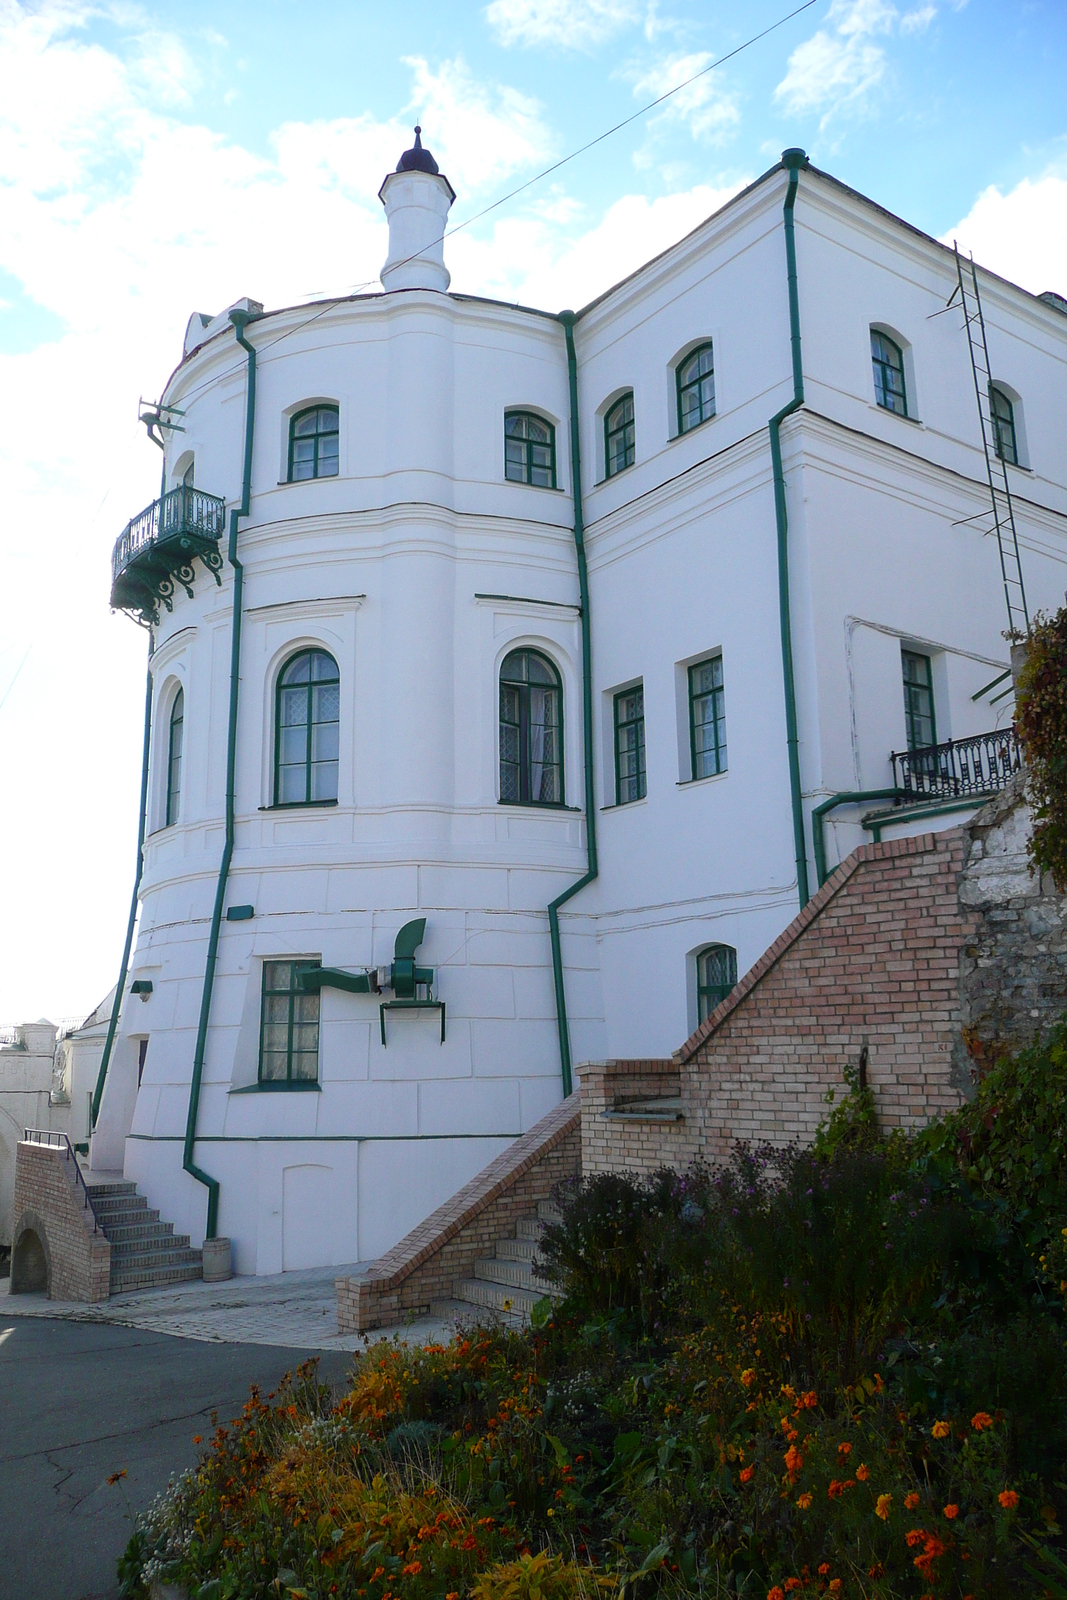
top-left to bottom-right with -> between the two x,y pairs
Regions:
11,1140 -> 110,1302
337,1094 -> 581,1333
958,774 -> 1067,1069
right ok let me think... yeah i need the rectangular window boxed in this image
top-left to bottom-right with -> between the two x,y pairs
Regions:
688,656 -> 727,779
901,649 -> 936,750
614,685 -> 646,804
259,960 -> 321,1085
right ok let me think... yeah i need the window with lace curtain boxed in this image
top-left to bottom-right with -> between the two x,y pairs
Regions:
499,649 -> 563,806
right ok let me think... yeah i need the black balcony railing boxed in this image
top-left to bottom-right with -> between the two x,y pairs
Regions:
110,485 -> 226,624
891,726 -> 1021,801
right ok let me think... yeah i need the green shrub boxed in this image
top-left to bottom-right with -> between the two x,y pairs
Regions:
1014,608 -> 1067,888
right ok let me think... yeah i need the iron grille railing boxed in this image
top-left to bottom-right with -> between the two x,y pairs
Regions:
891,726 -> 1021,800
112,485 -> 226,584
22,1127 -> 100,1232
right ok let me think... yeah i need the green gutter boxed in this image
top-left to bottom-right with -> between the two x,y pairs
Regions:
770,147 -> 810,908
812,789 -> 905,889
91,656 -> 153,1127
183,308 -> 257,1239
547,311 -> 598,1099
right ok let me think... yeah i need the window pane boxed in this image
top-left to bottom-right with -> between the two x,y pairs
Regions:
279,725 -> 307,766
311,720 -> 339,763
264,962 -> 290,991
902,650 -> 935,749
260,1051 -> 288,1081
505,413 -> 528,440
501,653 -> 527,685
282,655 -> 311,686
311,760 -> 338,801
312,682 -> 340,723
294,413 -> 318,436
318,437 -> 339,476
279,763 -> 306,803
316,408 -> 339,434
527,415 -> 550,444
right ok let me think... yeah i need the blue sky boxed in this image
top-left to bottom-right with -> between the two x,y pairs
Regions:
1,0 -> 1066,1022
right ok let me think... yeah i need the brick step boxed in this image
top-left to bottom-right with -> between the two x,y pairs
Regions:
98,1208 -> 160,1233
84,1180 -> 138,1199
453,1277 -> 548,1315
108,1244 -> 200,1270
93,1195 -> 151,1219
110,1261 -> 203,1293
474,1257 -> 559,1296
103,1220 -> 176,1246
515,1217 -> 547,1242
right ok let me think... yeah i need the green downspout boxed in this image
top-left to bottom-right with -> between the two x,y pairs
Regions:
183,308 -> 257,1239
91,657 -> 153,1127
812,789 -> 905,889
770,147 -> 810,908
547,310 -> 598,1099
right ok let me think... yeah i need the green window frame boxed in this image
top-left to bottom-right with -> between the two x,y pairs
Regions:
871,330 -> 907,416
166,687 -> 183,827
902,649 -> 936,750
288,405 -> 339,482
504,411 -> 556,488
688,656 -> 727,780
990,385 -> 1018,466
259,959 -> 321,1085
613,685 -> 646,804
275,649 -> 340,806
697,943 -> 737,1025
676,342 -> 716,433
499,648 -> 563,806
604,392 -> 635,478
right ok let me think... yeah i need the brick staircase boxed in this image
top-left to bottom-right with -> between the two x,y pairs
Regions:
83,1174 -> 202,1294
432,1200 -> 563,1324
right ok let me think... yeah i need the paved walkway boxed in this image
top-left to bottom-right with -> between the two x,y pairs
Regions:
0,1266 -> 461,1350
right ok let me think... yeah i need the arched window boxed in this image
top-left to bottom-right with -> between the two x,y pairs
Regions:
499,649 -> 563,806
288,406 -> 339,482
166,688 -> 184,826
990,385 -> 1018,465
697,943 -> 737,1025
505,411 -> 556,488
870,330 -> 907,416
676,343 -> 716,433
604,392 -> 635,477
275,650 -> 340,805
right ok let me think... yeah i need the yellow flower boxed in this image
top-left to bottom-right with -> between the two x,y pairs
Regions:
875,1494 -> 893,1521
740,1369 -> 757,1388
856,1463 -> 869,1481
796,1493 -> 813,1509
932,1420 -> 951,1439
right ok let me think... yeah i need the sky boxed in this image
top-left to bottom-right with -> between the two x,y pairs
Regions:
1,0 -> 1066,1025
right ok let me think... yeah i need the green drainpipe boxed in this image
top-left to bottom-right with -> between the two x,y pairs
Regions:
770,147 -> 810,909
812,789 -> 905,889
91,656 -> 153,1127
547,310 -> 598,1099
183,308 -> 257,1239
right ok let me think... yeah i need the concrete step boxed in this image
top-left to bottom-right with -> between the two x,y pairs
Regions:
496,1236 -> 539,1262
474,1257 -> 559,1296
454,1277 -> 548,1315
110,1261 -> 203,1293
93,1195 -> 151,1219
431,1296 -> 527,1329
84,1179 -> 137,1199
537,1200 -> 563,1225
108,1244 -> 200,1271
103,1220 -> 176,1246
515,1217 -> 546,1242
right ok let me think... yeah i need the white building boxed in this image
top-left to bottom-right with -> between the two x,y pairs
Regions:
89,136 -> 1067,1275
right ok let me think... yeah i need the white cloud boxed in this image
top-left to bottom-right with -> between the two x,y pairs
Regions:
628,51 -> 740,154
774,0 -> 932,125
485,0 -> 643,51
945,165 -> 1067,300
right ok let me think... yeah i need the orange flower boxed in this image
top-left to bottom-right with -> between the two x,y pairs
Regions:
784,1444 -> 804,1479
818,1564 -> 831,1577
971,1411 -> 994,1432
767,1589 -> 785,1600
785,1582 -> 803,1594
800,1390 -> 818,1409
829,1583 -> 842,1594
875,1494 -> 893,1520
943,1504 -> 959,1520
932,1420 -> 951,1439
828,1479 -> 847,1499
906,1529 -> 927,1548
796,1493 -> 813,1510
741,1368 -> 757,1388
998,1489 -> 1020,1510
106,1470 -> 127,1486
740,1466 -> 755,1483
868,1562 -> 885,1578
838,1442 -> 852,1456
856,1463 -> 869,1481
401,1563 -> 423,1577
905,1492 -> 921,1510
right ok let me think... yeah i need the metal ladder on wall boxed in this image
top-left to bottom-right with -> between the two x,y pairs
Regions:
949,242 -> 1029,638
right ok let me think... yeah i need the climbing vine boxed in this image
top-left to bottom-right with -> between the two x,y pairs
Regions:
1014,606 -> 1067,888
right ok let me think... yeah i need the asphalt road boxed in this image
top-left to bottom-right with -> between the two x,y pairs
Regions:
0,1316 -> 357,1600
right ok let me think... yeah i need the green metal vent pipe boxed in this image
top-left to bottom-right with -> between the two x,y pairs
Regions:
183,308 -> 257,1239
770,147 -> 810,909
547,311 -> 598,1098
91,656 -> 153,1127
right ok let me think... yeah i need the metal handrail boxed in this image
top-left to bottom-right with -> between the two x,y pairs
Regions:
891,726 -> 1021,801
112,485 -> 226,583
22,1128 -> 100,1233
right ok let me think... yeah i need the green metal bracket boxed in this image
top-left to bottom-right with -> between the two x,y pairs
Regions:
380,1000 -> 446,1047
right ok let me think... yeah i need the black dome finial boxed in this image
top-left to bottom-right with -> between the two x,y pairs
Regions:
397,124 -> 439,176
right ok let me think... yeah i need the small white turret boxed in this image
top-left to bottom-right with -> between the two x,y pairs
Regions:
379,127 -> 456,293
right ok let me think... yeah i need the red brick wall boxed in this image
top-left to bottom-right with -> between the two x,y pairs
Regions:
338,1094 -> 581,1333
11,1142 -> 110,1302
581,1059 -> 686,1175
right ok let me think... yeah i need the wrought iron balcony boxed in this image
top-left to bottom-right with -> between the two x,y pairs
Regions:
891,726 -> 1021,801
110,485 -> 227,624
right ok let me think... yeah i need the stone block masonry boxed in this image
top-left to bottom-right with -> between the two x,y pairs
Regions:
337,1093 -> 580,1333
11,1140 -> 110,1302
